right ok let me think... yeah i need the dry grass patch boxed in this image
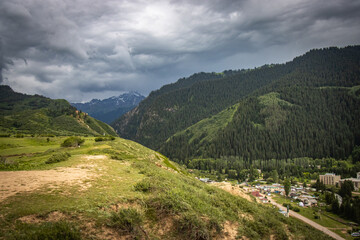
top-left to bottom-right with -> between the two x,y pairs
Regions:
0,165 -> 97,202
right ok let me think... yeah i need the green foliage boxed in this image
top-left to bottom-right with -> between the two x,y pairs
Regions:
352,145 -> 360,164
0,155 -> 5,164
61,137 -> 85,147
94,136 -> 116,142
0,136 -> 332,239
313,179 -> 326,192
5,221 -> 81,240
0,86 -> 117,137
113,46 -> 360,162
293,207 -> 301,212
45,152 -> 71,164
284,179 -> 291,197
109,208 -> 143,236
0,157 -> 19,169
175,212 -> 210,240
133,179 -> 151,192
271,170 -> 279,183
339,180 -> 354,198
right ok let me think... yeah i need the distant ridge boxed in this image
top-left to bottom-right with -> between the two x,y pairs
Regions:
72,91 -> 145,124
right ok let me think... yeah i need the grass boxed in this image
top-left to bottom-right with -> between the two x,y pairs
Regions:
169,103 -> 240,144
45,152 -> 71,164
0,136 -> 334,239
3,221 -> 81,240
109,208 -> 144,237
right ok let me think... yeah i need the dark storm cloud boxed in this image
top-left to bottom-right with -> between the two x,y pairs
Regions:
1,0 -> 360,102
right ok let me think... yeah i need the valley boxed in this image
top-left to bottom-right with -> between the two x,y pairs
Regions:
0,136 -> 331,239
1,46 -> 360,239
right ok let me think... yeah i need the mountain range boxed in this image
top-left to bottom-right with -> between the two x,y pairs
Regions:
72,92 -> 145,124
113,46 -> 360,162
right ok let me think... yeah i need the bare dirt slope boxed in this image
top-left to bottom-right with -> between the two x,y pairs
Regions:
0,155 -> 105,202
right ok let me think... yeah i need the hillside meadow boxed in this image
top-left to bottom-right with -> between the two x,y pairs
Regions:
0,136 -> 331,239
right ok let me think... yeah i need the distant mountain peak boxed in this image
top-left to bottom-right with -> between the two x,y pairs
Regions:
71,91 -> 145,124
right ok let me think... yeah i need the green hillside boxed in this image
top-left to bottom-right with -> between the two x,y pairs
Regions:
0,136 -> 330,239
114,46 -> 360,161
161,85 -> 360,161
0,86 -> 117,136
113,65 -> 291,149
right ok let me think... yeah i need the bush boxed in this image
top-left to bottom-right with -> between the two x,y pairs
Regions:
109,208 -> 144,236
0,157 -> 18,169
282,203 -> 289,208
0,156 -> 6,164
176,212 -> 210,240
293,207 -> 300,212
95,136 -> 116,142
45,152 -> 71,164
134,180 -> 151,192
0,134 -> 11,137
61,137 -> 84,147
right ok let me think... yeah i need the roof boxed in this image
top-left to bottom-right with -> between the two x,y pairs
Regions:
340,178 -> 360,182
251,191 -> 262,197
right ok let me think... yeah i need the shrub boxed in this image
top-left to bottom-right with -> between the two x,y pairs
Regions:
134,180 -> 151,192
176,212 -> 210,240
293,207 -> 300,212
0,134 -> 11,137
111,155 -> 122,160
61,137 -> 84,147
95,136 -> 116,142
0,156 -> 6,164
0,158 -> 18,169
45,152 -> 71,164
94,137 -> 104,142
109,208 -> 144,236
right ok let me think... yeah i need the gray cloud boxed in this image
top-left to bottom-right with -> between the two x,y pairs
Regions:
1,0 -> 360,102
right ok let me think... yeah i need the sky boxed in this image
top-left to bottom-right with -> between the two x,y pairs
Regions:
1,0 -> 360,102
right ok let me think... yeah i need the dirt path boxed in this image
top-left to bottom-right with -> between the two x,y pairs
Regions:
211,182 -> 346,240
0,155 -> 106,202
268,197 -> 345,240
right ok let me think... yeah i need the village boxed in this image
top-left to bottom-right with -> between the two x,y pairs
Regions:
197,171 -> 360,239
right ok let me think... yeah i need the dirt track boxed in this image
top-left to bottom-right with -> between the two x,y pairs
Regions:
268,197 -> 345,240
211,182 -> 345,240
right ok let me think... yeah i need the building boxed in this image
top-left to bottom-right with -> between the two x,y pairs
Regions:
339,172 -> 360,190
319,173 -> 341,185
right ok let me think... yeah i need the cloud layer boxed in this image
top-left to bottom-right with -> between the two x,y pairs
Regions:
1,0 -> 360,102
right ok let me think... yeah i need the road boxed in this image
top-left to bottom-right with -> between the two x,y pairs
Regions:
268,197 -> 345,240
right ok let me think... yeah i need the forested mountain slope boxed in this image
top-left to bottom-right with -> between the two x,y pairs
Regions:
161,85 -> 360,161
114,46 -> 360,158
0,85 -> 117,136
113,63 -> 295,149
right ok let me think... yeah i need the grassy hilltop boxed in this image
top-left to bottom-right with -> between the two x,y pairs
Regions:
0,136 -> 330,239
0,85 -> 117,137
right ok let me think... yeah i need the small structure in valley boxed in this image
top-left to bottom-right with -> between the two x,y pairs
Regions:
319,173 -> 341,185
